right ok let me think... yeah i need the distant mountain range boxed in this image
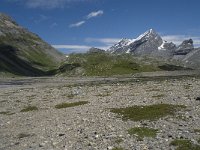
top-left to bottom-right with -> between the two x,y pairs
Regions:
105,29 -> 200,69
0,12 -> 199,77
0,13 -> 65,76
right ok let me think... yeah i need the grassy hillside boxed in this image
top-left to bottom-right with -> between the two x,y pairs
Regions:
59,52 -> 161,76
0,44 -> 49,76
0,13 -> 65,76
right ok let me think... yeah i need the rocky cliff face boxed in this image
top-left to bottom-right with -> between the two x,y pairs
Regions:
181,48 -> 200,68
174,39 -> 194,55
0,13 -> 65,76
108,38 -> 132,53
129,29 -> 163,55
88,47 -> 106,53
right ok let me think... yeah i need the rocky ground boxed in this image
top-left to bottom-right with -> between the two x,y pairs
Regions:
0,72 -> 200,150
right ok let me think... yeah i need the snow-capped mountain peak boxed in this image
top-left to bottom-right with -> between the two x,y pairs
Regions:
107,29 -> 163,54
134,28 -> 155,41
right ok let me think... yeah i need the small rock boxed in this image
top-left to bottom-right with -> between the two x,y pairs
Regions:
39,143 -> 45,147
59,133 -> 65,137
14,142 -> 20,145
195,97 -> 200,101
168,135 -> 173,138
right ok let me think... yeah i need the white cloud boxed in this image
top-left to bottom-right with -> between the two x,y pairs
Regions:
85,38 -> 120,45
87,10 -> 104,19
69,21 -> 85,28
34,14 -> 49,24
52,44 -> 91,49
162,35 -> 200,47
52,44 -> 110,53
69,10 -> 104,28
50,22 -> 58,28
26,0 -> 66,9
96,46 -> 111,50
7,0 -> 88,9
53,38 -> 120,53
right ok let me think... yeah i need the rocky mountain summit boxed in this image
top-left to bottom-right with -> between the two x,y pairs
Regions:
174,39 -> 194,55
0,13 -> 65,76
88,47 -> 105,53
107,29 -> 194,57
108,29 -> 163,55
107,29 -> 200,69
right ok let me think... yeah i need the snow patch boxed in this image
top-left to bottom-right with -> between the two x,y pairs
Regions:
127,39 -> 136,45
158,40 -> 167,50
126,48 -> 131,53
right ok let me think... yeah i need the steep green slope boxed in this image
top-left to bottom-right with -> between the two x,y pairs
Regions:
0,44 -> 47,76
0,13 -> 65,76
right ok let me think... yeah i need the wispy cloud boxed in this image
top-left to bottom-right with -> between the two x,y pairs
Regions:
52,44 -> 110,53
6,0 -> 88,9
52,44 -> 91,53
52,44 -> 91,49
87,10 -> 104,19
34,14 -> 49,24
162,35 -> 200,47
69,21 -> 85,28
69,10 -> 104,28
85,38 -> 120,46
85,37 -> 121,51
50,22 -> 58,28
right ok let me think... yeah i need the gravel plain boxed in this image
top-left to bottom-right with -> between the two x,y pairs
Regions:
0,72 -> 200,150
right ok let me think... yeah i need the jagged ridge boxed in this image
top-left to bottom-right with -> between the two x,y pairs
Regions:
106,29 -> 200,69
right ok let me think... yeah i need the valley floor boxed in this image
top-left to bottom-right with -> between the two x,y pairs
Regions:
0,72 -> 200,150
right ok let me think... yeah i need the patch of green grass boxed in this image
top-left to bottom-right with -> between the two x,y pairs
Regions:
198,138 -> 200,144
18,133 -> 32,139
65,53 -> 160,76
26,95 -> 36,100
55,101 -> 89,109
110,104 -> 186,121
176,115 -> 187,121
183,84 -> 192,89
20,106 -> 38,112
128,127 -> 158,140
152,94 -> 165,99
170,139 -> 200,150
0,111 -> 15,115
96,91 -> 111,97
112,147 -> 124,150
158,64 -> 191,71
115,138 -> 123,144
194,129 -> 200,133
146,88 -> 161,92
67,94 -> 75,99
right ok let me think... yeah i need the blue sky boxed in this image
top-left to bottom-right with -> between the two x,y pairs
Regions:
0,0 -> 200,53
